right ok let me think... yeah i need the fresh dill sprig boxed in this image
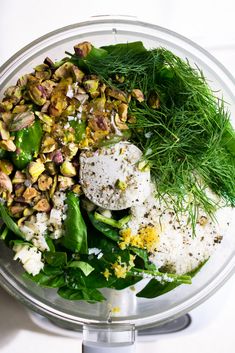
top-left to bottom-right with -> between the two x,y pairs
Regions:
69,42 -> 235,230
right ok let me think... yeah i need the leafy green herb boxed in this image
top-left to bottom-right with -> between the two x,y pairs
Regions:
69,42 -> 235,231
11,119 -> 43,169
62,192 -> 88,253
0,203 -> 25,239
57,286 -> 105,302
44,251 -> 67,267
87,211 -> 120,241
24,268 -> 65,288
68,261 -> 94,276
94,211 -> 131,229
136,261 -> 206,298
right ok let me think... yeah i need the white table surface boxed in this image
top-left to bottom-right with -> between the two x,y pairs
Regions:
1,1 -> 235,352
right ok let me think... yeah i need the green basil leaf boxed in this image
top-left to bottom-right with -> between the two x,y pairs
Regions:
68,261 -> 94,276
44,251 -> 67,267
62,192 -> 88,253
0,204 -> 25,239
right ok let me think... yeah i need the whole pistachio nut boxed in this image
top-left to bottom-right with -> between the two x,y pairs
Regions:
0,171 -> 13,193
28,82 -> 47,106
9,111 -> 35,132
53,62 -> 74,80
74,41 -> 92,58
41,80 -> 57,98
4,86 -> 22,105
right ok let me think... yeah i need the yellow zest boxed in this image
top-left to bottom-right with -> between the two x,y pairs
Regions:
103,268 -> 111,281
119,226 -> 160,252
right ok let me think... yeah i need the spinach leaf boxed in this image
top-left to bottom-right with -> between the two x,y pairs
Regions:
44,251 -> 67,267
0,203 -> 25,238
136,261 -> 206,299
11,119 -> 43,169
62,192 -> 88,253
136,278 -> 181,298
68,261 -> 94,276
58,286 -> 105,302
101,41 -> 147,55
87,212 -> 119,241
24,270 -> 65,288
130,247 -> 156,271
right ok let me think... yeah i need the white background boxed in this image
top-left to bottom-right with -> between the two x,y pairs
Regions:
1,1 -> 235,352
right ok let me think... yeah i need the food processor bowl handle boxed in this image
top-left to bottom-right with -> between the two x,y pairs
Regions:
82,323 -> 136,352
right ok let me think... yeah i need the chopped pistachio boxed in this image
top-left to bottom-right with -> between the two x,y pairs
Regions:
131,89 -> 145,102
10,204 -> 26,217
0,121 -> 10,140
148,93 -> 160,109
127,115 -> 136,124
4,86 -> 22,105
84,79 -> 99,97
9,111 -> 35,131
0,171 -> 13,193
17,216 -> 27,227
138,160 -> 150,172
115,179 -> 127,191
12,171 -> 26,184
118,103 -> 128,122
23,187 -> 39,201
45,161 -> 57,175
58,175 -> 74,190
106,87 -> 127,102
0,139 -> 16,152
88,113 -> 110,131
49,79 -> 70,117
38,174 -> 53,191
0,160 -> 13,175
72,184 -> 82,195
114,113 -> 128,130
71,66 -> 84,83
36,112 -> 54,126
1,112 -> 12,124
33,198 -> 50,212
0,100 -> 13,112
60,160 -> 76,177
12,105 -> 28,114
49,175 -> 57,198
74,41 -> 92,58
15,184 -> 26,197
90,94 -> 106,112
28,160 -> 45,182
41,136 -> 57,153
23,208 -> 34,217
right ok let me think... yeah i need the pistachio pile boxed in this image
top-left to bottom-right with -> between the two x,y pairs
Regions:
0,41 -> 143,225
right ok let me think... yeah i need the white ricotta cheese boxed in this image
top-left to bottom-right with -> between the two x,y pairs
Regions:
79,142 -> 151,210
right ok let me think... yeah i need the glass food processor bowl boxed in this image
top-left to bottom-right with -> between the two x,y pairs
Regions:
0,15 -> 235,343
